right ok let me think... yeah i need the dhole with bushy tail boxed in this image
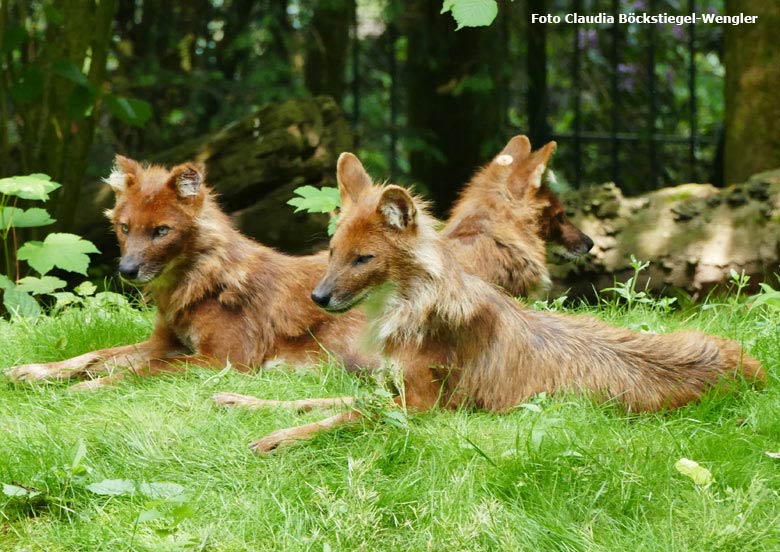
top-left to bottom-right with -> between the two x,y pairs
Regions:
443,135 -> 592,297
236,151 -> 763,453
5,156 -> 379,390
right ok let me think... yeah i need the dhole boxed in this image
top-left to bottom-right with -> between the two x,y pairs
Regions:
5,156 -> 379,389
443,135 -> 592,297
236,151 -> 763,453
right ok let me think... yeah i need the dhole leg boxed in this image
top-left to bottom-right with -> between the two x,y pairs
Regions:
250,409 -> 363,453
5,323 -> 182,383
67,353 -> 223,392
212,393 -> 356,412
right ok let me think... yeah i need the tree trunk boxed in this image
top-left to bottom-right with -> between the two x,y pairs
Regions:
304,0 -> 351,103
552,171 -> 780,298
724,1 -> 780,184
402,1 -> 503,217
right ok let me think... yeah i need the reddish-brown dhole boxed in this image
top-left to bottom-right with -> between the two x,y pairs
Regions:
234,152 -> 763,453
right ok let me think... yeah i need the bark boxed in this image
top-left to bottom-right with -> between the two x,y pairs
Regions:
303,0 -> 351,103
724,1 -> 780,184
76,96 -> 352,264
552,170 -> 780,298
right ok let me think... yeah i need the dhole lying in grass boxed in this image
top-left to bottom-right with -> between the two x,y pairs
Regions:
5,156 -> 378,389
5,142 -> 589,389
231,151 -> 763,453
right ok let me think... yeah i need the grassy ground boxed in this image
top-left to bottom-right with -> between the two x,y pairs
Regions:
1,293 -> 779,551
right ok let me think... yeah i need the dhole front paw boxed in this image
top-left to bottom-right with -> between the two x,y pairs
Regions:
249,428 -> 299,454
5,363 -> 59,382
211,392 -> 266,408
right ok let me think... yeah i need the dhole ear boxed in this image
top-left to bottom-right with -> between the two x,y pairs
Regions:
378,185 -> 416,230
494,135 -> 532,167
171,163 -> 204,198
508,141 -> 557,195
337,152 -> 372,205
104,154 -> 140,194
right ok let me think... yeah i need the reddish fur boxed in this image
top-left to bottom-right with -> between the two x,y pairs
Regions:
5,156 -> 379,387
443,136 -> 592,297
245,153 -> 764,453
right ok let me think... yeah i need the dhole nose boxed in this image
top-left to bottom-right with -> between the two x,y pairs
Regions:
583,235 -> 594,252
311,290 -> 331,308
118,259 -> 140,280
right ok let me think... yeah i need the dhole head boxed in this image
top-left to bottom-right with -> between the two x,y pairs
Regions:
312,153 -> 422,313
104,155 -> 206,284
493,136 -> 593,262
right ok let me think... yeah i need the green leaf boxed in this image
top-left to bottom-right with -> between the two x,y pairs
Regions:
442,0 -> 498,29
0,174 -> 61,201
52,291 -> 80,309
53,60 -> 91,88
106,94 -> 153,127
0,206 -> 55,228
16,276 -> 67,295
287,185 -> 341,214
72,438 -> 88,472
137,508 -> 165,523
0,274 -> 13,290
674,458 -> 713,487
3,483 -> 41,499
3,288 -> 41,317
74,281 -> 97,297
1,24 -> 27,53
138,482 -> 185,499
85,479 -> 135,496
17,233 -> 99,276
66,85 -> 97,119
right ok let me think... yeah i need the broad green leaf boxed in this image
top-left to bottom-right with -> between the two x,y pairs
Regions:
0,174 -> 61,201
3,483 -> 41,499
16,276 -> 66,295
0,207 -> 55,228
0,274 -> 13,290
442,0 -> 498,29
137,508 -> 165,523
66,85 -> 97,119
106,94 -> 153,127
3,288 -> 41,317
1,24 -> 26,54
53,60 -> 91,88
674,458 -> 713,487
17,233 -> 99,275
85,479 -> 135,496
138,482 -> 185,499
52,291 -> 80,309
74,281 -> 97,297
72,438 -> 88,471
287,185 -> 341,214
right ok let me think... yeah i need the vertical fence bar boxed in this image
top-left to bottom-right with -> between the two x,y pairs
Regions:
388,19 -> 398,180
610,0 -> 620,184
688,0 -> 697,181
351,0 -> 360,144
647,0 -> 658,189
572,0 -> 582,187
527,0 -> 549,147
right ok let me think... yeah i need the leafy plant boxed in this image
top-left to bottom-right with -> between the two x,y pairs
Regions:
0,174 -> 100,317
288,185 -> 341,236
441,0 -> 499,29
601,255 -> 677,312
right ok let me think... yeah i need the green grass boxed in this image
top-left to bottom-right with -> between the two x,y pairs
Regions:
1,296 -> 779,551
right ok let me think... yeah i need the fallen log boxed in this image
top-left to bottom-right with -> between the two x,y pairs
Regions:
552,169 -> 780,298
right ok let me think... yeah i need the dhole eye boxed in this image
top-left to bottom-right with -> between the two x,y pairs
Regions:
353,254 -> 375,267
153,225 -> 171,238
119,223 -> 129,234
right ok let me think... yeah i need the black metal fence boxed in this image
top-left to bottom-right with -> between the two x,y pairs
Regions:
347,0 -> 725,193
